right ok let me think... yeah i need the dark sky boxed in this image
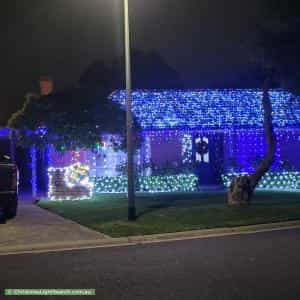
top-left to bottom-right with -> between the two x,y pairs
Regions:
0,0 -> 263,125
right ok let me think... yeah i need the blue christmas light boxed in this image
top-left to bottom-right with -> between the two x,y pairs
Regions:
111,89 -> 300,130
30,146 -> 37,197
0,128 -> 11,138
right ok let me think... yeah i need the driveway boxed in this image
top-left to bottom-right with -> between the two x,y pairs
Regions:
0,201 -> 108,254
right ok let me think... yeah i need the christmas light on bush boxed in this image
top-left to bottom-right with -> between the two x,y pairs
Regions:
222,172 -> 300,191
93,174 -> 198,193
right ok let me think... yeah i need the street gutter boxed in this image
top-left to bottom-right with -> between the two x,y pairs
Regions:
1,220 -> 300,256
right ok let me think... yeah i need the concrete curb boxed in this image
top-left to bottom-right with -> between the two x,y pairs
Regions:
1,220 -> 300,256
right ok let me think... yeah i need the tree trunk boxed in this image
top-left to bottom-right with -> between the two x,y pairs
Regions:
227,80 -> 276,206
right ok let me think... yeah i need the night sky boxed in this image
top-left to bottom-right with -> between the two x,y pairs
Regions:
0,0 -> 263,125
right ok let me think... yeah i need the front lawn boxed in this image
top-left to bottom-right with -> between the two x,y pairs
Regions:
38,191 -> 300,237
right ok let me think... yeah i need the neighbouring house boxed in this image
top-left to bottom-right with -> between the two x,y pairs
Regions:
46,89 -> 300,200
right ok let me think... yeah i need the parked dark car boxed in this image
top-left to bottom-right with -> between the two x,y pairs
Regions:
0,155 -> 18,219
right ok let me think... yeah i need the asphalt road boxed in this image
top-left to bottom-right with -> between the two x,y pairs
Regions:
1,228 -> 300,300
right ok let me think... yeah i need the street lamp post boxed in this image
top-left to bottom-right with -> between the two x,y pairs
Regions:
123,0 -> 136,220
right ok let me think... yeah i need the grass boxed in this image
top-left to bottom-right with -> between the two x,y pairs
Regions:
38,191 -> 300,237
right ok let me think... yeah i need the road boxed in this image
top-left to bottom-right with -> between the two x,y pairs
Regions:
1,228 -> 300,300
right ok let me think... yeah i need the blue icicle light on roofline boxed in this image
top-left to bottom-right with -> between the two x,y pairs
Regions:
111,89 -> 300,130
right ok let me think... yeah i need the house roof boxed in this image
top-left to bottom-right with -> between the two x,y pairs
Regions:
111,89 -> 300,130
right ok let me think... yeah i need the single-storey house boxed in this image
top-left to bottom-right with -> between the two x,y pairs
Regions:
46,89 -> 300,199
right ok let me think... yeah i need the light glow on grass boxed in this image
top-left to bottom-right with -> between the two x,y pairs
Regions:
39,191 -> 300,237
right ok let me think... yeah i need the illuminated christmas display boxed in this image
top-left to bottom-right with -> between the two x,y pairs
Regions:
111,89 -> 300,130
222,172 -> 300,191
44,89 -> 300,200
182,134 -> 193,164
93,174 -> 198,193
30,145 -> 37,198
48,163 -> 93,200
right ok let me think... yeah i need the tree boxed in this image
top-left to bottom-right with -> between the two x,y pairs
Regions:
79,50 -> 183,91
228,80 -> 276,205
8,85 -> 140,152
111,49 -> 183,89
79,61 -> 114,89
77,50 -> 182,220
228,0 -> 300,205
256,1 -> 300,92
